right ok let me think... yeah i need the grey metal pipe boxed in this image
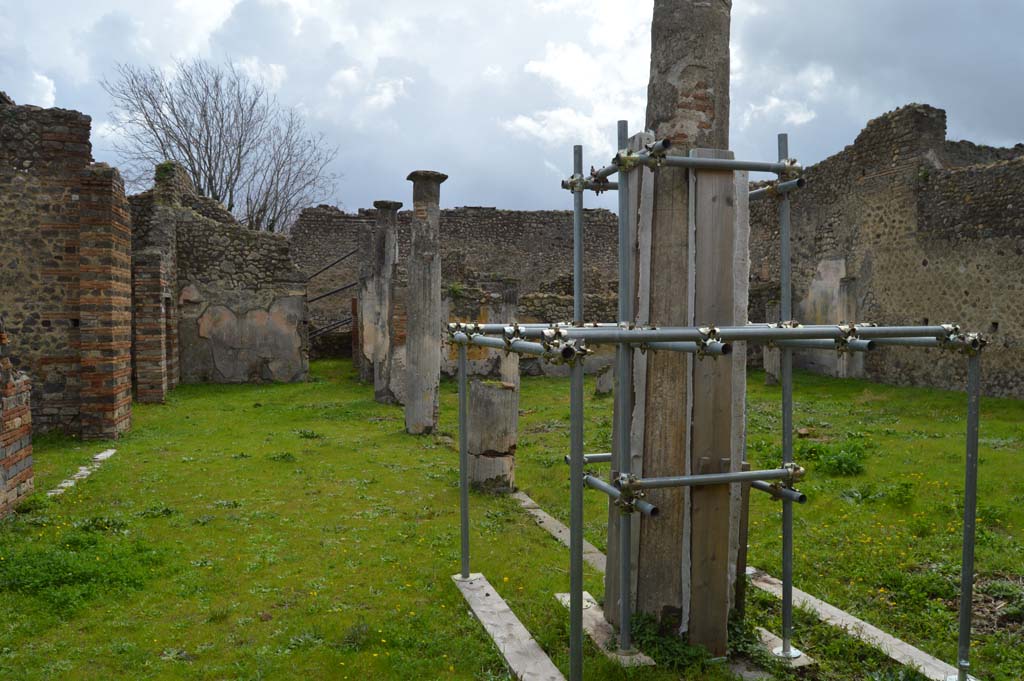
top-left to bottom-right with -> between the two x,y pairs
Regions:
644,138 -> 671,155
872,335 -> 982,351
748,177 -> 806,201
775,339 -> 874,352
615,119 -> 634,652
562,178 -> 619,193
583,474 -> 658,517
450,332 -> 574,362
751,480 -> 807,504
777,132 -> 799,660
458,344 -> 470,579
593,163 -> 618,181
563,452 -> 613,465
510,323 -> 957,345
573,145 -> 584,325
568,360 -> 585,681
643,340 -> 732,356
854,325 -> 952,339
778,132 -> 795,651
956,353 -> 982,681
625,466 -> 798,490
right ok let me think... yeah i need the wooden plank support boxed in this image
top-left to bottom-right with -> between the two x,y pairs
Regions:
452,573 -> 565,681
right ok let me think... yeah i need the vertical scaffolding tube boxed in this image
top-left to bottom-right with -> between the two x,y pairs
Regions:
458,343 -> 470,579
776,132 -> 801,659
615,119 -> 634,651
573,145 -> 585,325
569,359 -> 585,681
955,354 -> 981,681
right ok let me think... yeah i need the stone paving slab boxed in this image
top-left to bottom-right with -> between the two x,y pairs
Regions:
555,591 -> 655,667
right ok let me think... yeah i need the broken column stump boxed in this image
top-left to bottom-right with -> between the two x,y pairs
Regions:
404,170 -> 447,434
467,379 -> 518,493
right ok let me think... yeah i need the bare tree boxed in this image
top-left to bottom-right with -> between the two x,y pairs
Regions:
102,58 -> 339,232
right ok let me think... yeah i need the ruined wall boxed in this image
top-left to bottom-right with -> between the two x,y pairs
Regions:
289,205 -> 620,355
130,164 -> 308,387
1,325 -> 34,517
749,104 -> 1024,397
0,95 -> 132,437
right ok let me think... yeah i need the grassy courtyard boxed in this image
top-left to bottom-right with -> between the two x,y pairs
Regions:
1,360 -> 1022,680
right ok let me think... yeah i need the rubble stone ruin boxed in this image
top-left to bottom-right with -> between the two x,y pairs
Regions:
0,93 -> 309,516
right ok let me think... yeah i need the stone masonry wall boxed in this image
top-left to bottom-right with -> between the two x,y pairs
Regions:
0,94 -> 132,437
289,205 -> 620,355
749,104 -> 1024,397
130,163 -> 309,386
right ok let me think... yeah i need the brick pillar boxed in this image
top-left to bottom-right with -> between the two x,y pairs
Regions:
1,322 -> 34,517
132,251 -> 169,402
78,165 -> 133,439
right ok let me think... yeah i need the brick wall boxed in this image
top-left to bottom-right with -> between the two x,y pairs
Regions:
0,96 -> 133,437
1,326 -> 34,517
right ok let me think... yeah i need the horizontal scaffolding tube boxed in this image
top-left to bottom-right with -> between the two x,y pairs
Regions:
512,324 -> 957,345
775,339 -> 874,352
872,335 -> 983,351
450,332 -> 576,361
643,340 -> 732,356
752,480 -> 807,504
854,325 -> 952,339
583,474 -> 658,517
563,452 -> 613,465
561,178 -> 619,192
625,466 -> 798,491
749,177 -> 806,201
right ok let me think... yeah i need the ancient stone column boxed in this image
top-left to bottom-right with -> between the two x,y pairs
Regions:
467,379 -> 518,492
371,201 -> 402,404
356,218 -> 376,383
605,0 -> 743,656
497,283 -> 519,385
764,301 -> 781,385
404,170 -> 447,434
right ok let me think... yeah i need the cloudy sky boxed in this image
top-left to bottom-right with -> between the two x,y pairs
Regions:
2,0 -> 1021,214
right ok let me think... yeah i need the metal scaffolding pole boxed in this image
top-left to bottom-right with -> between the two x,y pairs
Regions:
569,359 -> 585,681
458,344 -> 470,579
614,119 -> 634,652
573,145 -> 585,325
775,132 -> 802,660
951,353 -> 982,681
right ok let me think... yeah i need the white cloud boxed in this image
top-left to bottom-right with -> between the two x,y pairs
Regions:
237,56 -> 287,91
738,62 -> 837,130
363,77 -> 411,112
30,72 -> 55,107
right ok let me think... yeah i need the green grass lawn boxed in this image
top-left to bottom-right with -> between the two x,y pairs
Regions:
1,361 -> 1021,680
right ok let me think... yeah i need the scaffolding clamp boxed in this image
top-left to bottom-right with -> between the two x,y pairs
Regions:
783,462 -> 806,483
